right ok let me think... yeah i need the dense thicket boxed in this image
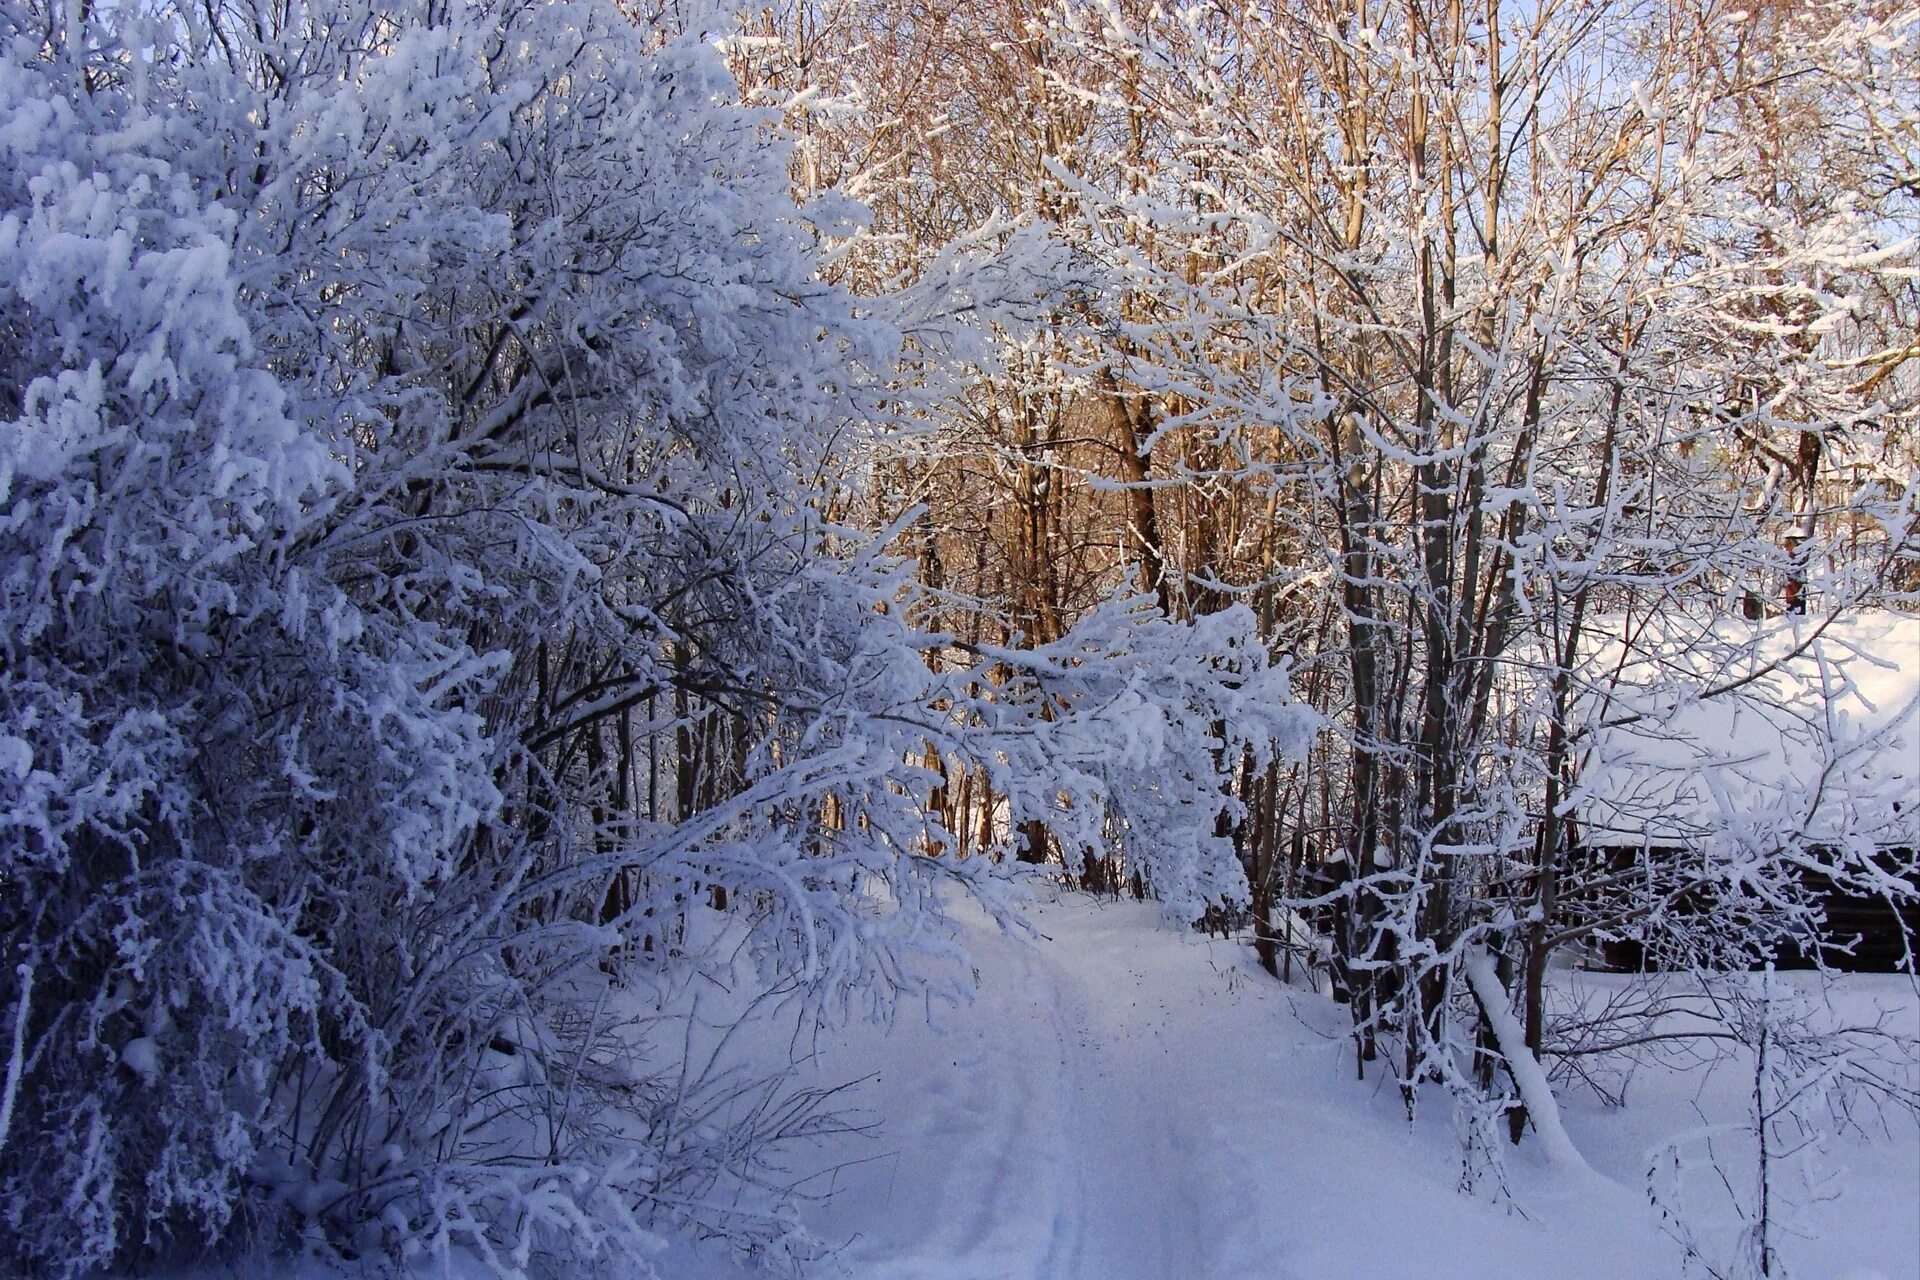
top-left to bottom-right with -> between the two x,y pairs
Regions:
0,3 -> 1312,1274
4,0 -> 1919,1272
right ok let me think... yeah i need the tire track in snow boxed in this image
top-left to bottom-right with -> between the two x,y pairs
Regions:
837,919 -> 1083,1279
827,898 -> 1296,1279
1027,931 -> 1088,1279
1027,919 -> 1227,1280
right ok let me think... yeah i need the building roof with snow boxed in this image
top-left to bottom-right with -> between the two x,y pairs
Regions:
1572,610 -> 1920,851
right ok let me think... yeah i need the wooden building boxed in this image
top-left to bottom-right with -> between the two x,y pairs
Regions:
1570,611 -> 1920,972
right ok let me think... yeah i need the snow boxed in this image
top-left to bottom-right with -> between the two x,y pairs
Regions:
633,894 -> 1913,1280
133,894 -> 1920,1279
0,3 -> 1318,1267
118,1037 -> 159,1088
1461,946 -> 1592,1174
1577,610 -> 1920,849
1558,968 -> 1920,1280
0,962 -> 27,1157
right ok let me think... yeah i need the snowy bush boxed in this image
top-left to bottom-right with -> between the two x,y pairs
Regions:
0,32 -> 498,1274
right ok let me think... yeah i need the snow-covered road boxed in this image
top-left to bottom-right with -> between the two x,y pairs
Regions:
677,893 -> 1917,1280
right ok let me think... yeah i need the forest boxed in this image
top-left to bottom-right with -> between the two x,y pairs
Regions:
0,0 -> 1916,1277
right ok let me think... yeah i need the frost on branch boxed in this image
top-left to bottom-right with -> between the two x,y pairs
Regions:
941,597 -> 1319,922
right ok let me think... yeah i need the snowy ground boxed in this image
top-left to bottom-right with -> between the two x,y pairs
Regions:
189,892 -> 1919,1280
654,892 -> 1919,1280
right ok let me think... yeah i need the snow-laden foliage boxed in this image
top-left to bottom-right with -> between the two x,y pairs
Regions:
0,3 -> 1311,1276
935,597 -> 1316,919
0,25 -> 500,1272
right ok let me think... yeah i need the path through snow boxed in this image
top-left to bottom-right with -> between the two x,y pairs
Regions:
674,893 -> 1917,1280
